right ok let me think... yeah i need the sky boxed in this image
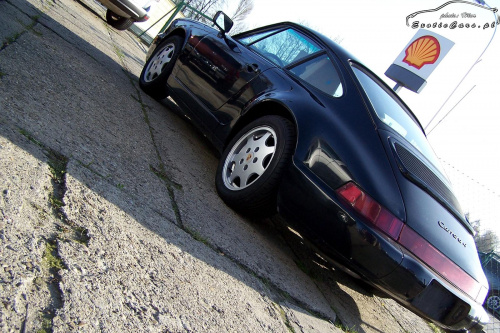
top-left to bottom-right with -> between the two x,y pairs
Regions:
240,0 -> 499,235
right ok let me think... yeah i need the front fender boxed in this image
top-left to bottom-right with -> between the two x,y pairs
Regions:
146,19 -> 213,62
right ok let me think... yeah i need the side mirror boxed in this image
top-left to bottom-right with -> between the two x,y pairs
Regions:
213,11 -> 233,34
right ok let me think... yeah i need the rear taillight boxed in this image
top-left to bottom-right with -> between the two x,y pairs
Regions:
398,225 -> 483,301
336,182 -> 403,240
336,182 -> 486,302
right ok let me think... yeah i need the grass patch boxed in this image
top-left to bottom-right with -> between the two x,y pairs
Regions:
5,32 -> 22,44
73,226 -> 90,245
113,45 -> 125,62
150,165 -> 182,189
19,128 -> 43,146
30,201 -> 49,221
43,240 -> 66,271
15,16 -> 42,37
36,312 -> 52,333
275,303 -> 295,333
76,159 -> 109,179
334,317 -> 358,333
19,128 -> 90,246
19,128 -> 69,183
185,227 -> 209,246
428,322 -> 445,333
49,193 -> 64,209
47,152 -> 68,184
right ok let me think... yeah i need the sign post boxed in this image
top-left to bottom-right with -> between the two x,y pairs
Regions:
385,29 -> 454,93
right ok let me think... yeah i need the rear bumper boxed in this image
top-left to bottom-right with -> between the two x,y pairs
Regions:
98,0 -> 149,21
278,162 -> 489,332
377,247 -> 489,332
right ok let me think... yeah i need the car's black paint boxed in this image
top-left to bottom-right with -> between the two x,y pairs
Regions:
141,15 -> 490,331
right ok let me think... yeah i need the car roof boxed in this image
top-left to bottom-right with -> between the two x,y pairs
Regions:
231,21 -> 426,135
232,22 -> 361,66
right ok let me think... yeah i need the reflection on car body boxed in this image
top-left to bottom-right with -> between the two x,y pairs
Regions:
138,11 -> 490,332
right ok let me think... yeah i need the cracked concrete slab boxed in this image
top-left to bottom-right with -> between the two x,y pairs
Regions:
1,0 -> 341,330
54,160 -> 291,332
0,125 -> 59,332
0,0 -> 440,331
281,301 -> 338,333
144,98 -> 338,319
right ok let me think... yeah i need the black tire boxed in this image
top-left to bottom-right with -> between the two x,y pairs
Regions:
215,115 -> 295,216
139,35 -> 182,99
105,10 -> 134,31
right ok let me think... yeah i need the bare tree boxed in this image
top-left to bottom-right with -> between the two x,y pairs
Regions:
469,213 -> 499,253
476,229 -> 499,253
171,0 -> 254,33
172,0 -> 224,23
226,0 -> 254,34
231,0 -> 253,23
298,19 -> 343,45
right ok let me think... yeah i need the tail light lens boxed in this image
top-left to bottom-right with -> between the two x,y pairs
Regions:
336,182 -> 403,240
336,182 -> 486,302
398,225 -> 483,301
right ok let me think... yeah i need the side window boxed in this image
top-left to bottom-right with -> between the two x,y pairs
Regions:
246,29 -> 321,67
237,29 -> 280,45
289,54 -> 343,97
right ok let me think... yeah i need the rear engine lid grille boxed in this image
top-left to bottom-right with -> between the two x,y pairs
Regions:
392,142 -> 471,232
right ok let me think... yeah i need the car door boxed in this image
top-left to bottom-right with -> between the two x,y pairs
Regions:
175,31 -> 273,131
176,26 -> 325,132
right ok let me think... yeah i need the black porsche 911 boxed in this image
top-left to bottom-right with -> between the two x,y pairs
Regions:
139,11 -> 490,332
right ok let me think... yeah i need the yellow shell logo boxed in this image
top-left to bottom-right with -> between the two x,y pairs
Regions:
403,35 -> 441,70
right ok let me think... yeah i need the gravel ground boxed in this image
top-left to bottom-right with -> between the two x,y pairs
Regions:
0,0 -> 474,331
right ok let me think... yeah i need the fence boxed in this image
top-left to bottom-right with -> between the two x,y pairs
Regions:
129,0 -> 211,45
441,160 -> 499,331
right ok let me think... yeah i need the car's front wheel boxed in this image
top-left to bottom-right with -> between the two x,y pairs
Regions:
105,10 -> 134,31
139,35 -> 182,99
215,116 -> 295,216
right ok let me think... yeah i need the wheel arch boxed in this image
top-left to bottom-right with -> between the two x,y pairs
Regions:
157,27 -> 187,48
165,27 -> 187,42
224,100 -> 298,151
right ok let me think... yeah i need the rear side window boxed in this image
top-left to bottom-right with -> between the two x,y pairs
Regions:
351,65 -> 442,170
242,28 -> 321,67
289,54 -> 343,97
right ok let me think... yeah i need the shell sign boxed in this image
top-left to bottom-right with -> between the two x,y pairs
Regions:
385,29 -> 454,93
403,35 -> 441,69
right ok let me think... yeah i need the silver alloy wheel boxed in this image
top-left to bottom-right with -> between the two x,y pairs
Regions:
143,43 -> 176,83
487,295 -> 500,310
222,126 -> 277,191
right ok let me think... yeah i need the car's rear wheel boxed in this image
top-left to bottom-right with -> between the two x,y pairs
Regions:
486,294 -> 500,311
139,35 -> 182,99
215,116 -> 295,216
105,10 -> 134,30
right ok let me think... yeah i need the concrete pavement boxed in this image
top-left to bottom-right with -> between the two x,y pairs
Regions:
0,0 -> 436,331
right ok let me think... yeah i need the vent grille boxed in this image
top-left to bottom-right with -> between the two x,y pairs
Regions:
394,143 -> 464,217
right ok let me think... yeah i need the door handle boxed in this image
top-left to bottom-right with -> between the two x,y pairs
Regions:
246,63 -> 260,73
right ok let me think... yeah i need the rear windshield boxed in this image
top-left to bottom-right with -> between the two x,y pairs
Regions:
351,65 -> 444,174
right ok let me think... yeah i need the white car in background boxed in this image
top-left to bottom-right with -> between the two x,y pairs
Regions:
97,0 -> 156,30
